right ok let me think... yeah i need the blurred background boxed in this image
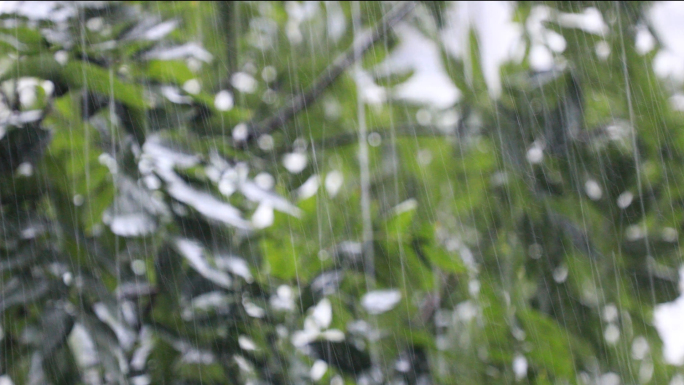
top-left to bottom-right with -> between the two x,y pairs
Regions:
1,1 -> 684,384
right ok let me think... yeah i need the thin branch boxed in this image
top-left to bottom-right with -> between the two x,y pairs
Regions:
275,124 -> 456,154
246,1 -> 418,141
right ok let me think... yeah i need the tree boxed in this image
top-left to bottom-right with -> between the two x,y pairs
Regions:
0,1 -> 681,384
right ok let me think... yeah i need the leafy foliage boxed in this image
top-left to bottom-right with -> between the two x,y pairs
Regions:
0,1 -> 682,384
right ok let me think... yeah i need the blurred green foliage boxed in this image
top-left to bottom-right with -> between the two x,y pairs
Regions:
0,1 -> 682,384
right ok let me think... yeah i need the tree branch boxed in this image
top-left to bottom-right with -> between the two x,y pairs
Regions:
295,124 -> 454,153
246,1 -> 417,142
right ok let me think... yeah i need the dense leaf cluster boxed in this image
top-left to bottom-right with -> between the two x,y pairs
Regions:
0,1 -> 682,384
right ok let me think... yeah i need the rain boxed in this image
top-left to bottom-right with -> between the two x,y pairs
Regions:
1,1 -> 684,384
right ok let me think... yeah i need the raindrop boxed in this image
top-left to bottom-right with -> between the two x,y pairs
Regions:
552,264 -> 568,283
255,172 -> 275,190
54,50 -> 68,65
361,290 -> 401,314
468,279 -> 481,296
595,41 -> 611,60
238,335 -> 258,351
232,72 -> 257,93
512,355 -> 528,381
604,323 -> 620,345
584,179 -> 602,200
219,179 -> 236,197
626,225 -> 644,241
617,191 -> 633,209
252,203 -> 274,229
603,304 -> 619,323
546,30 -> 566,52
41,80 -> 54,96
187,57 -> 202,72
297,175 -> 320,200
232,123 -> 249,142
368,132 -> 382,147
262,89 -> 277,104
312,298 -> 332,329
416,109 -> 432,126
600,372 -> 621,385
529,44 -> 553,71
258,134 -> 274,151
182,79 -> 201,95
632,336 -> 649,360
310,360 -> 328,381
321,329 -> 345,341
283,152 -> 308,173
417,149 -> 433,166
262,66 -> 277,82
639,360 -> 654,384
526,143 -> 544,164
244,302 -> 265,318
143,175 -> 161,190
214,90 -> 234,111
16,162 -> 33,177
325,171 -> 344,197
62,272 -> 73,286
86,17 -> 103,31
662,227 -> 678,243
528,243 -> 543,259
131,260 -> 146,276
636,25 -> 655,55
318,250 -> 330,261
73,194 -> 84,206
671,374 -> 684,385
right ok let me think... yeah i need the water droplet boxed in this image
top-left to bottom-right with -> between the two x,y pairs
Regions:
617,191 -> 633,208
417,149 -> 433,165
254,172 -> 274,190
670,374 -> 684,385
262,66 -> 277,82
312,298 -> 332,329
214,90 -> 234,111
632,336 -> 650,360
131,260 -> 146,276
600,372 -> 621,385
283,152 -> 308,173
361,290 -> 401,314
232,123 -> 249,142
232,72 -> 257,93
595,41 -> 611,60
54,50 -> 68,65
182,79 -> 201,95
310,360 -> 328,381
603,304 -> 619,323
62,272 -> 73,286
552,264 -> 568,283
252,203 -> 274,229
257,134 -> 274,151
526,144 -> 544,164
73,194 -> 84,206
16,162 -> 32,177
86,17 -> 103,31
528,243 -> 543,259
238,335 -> 258,351
585,179 -> 603,200
512,355 -> 528,381
416,109 -> 432,126
325,171 -> 343,197
662,227 -> 678,243
604,323 -> 620,345
639,360 -> 654,384
626,225 -> 644,241
368,132 -> 382,147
